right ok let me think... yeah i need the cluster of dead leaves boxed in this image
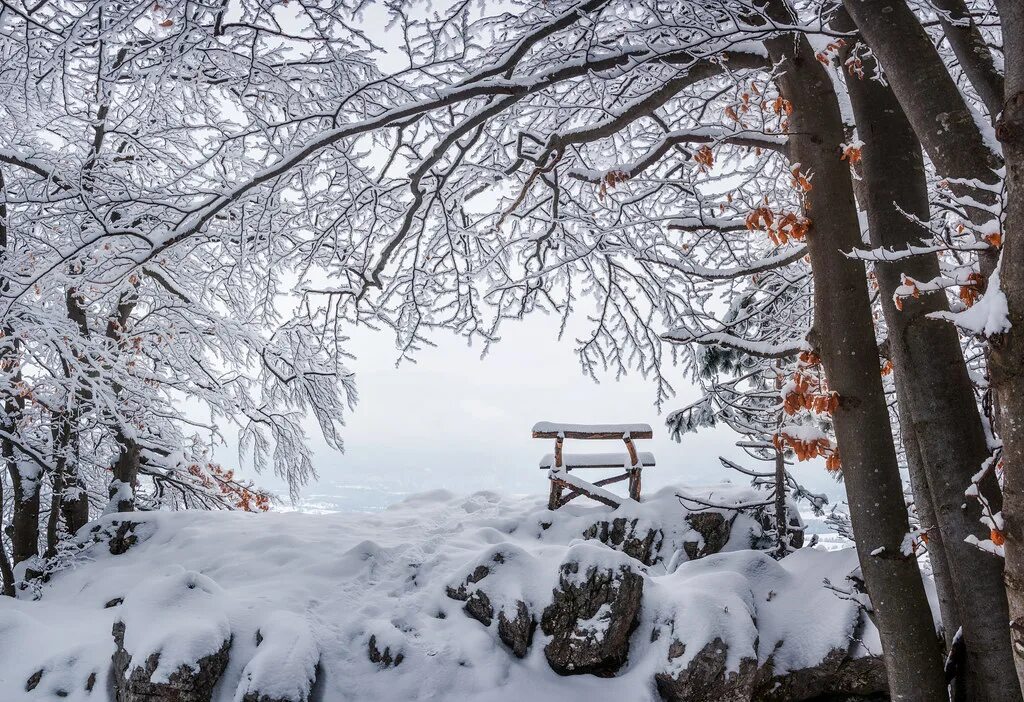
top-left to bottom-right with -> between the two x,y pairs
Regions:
959,272 -> 986,307
746,207 -> 811,245
187,462 -> 272,512
790,164 -> 813,192
815,39 -> 848,66
772,432 -> 840,472
783,373 -> 839,416
893,274 -> 921,311
598,170 -> 629,201
723,83 -> 791,130
694,145 -> 714,171
841,143 -> 862,164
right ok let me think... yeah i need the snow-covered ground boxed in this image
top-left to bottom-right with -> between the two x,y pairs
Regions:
0,485 -> 874,702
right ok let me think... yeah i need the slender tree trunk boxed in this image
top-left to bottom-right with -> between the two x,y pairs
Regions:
842,0 -> 1001,277
774,449 -> 788,557
0,430 -> 18,596
44,421 -> 63,559
760,5 -> 947,697
105,292 -> 140,513
6,398 -> 40,568
838,14 -> 1020,697
932,0 -> 1005,122
901,415 -> 960,646
0,167 -> 17,594
992,0 -> 1024,691
110,437 -> 140,513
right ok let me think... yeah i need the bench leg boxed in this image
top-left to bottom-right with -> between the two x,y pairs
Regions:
628,469 -> 642,501
548,478 -> 563,510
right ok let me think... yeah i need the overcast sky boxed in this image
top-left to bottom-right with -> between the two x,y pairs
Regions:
232,313 -> 848,512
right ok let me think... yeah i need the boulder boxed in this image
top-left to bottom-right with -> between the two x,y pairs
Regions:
655,639 -> 888,702
446,549 -> 537,658
655,638 -> 760,702
237,611 -> 320,701
582,517 -> 664,566
682,512 -> 733,561
541,555 -> 644,675
368,635 -> 404,668
111,621 -> 231,702
759,650 -> 888,701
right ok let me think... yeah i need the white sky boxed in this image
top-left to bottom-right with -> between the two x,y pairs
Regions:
239,314 -> 847,512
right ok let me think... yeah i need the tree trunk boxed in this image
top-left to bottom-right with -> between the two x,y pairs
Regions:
932,0 -> 1005,122
760,5 -> 947,698
0,428 -> 18,596
842,0 -> 1001,279
841,0 -> 1001,185
6,398 -> 40,568
992,0 -> 1024,692
110,437 -> 141,513
838,14 -> 1020,697
774,449 -> 788,557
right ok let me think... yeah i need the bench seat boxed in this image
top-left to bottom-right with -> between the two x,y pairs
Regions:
532,421 -> 653,439
539,451 -> 656,470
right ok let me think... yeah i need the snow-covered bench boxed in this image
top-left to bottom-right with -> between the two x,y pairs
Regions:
531,422 -> 655,510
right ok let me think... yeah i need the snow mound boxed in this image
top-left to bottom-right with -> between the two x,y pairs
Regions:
0,485 -> 878,702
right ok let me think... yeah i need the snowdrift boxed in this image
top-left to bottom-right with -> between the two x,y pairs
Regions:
0,485 -> 885,701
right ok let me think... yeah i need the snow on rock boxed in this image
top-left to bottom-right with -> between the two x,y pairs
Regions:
540,543 -> 646,675
235,610 -> 319,702
0,485 -> 885,702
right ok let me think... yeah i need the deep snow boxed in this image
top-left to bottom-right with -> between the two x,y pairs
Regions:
0,484 -> 877,701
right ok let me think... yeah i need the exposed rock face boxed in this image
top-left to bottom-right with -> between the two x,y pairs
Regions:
368,635 -> 404,668
497,600 -> 535,658
447,562 -> 495,625
654,639 -> 888,702
655,638 -> 760,702
582,517 -> 664,566
541,559 -> 644,676
682,512 -> 733,561
759,650 -> 888,701
111,621 -> 231,702
108,520 -> 142,556
446,551 -> 537,658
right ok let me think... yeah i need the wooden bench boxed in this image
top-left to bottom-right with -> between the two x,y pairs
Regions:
532,421 -> 655,510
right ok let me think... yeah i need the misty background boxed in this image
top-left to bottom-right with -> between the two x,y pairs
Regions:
212,314 -> 849,513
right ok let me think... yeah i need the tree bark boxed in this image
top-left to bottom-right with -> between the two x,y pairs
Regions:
842,0 -> 1001,281
837,13 -> 1020,697
932,0 -> 1005,122
774,449 -> 788,557
841,0 -> 1000,185
6,398 -> 40,567
992,0 -> 1024,692
0,427 -> 18,596
759,4 -> 947,698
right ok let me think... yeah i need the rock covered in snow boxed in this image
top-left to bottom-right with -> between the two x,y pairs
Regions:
682,512 -> 733,561
112,621 -> 231,702
446,545 -> 539,658
0,485 -> 886,702
649,550 -> 886,701
237,611 -> 320,701
110,569 -> 233,702
581,517 -> 664,566
540,544 -> 645,676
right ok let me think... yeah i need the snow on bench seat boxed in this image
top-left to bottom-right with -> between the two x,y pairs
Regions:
531,421 -> 653,439
539,452 -> 656,470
